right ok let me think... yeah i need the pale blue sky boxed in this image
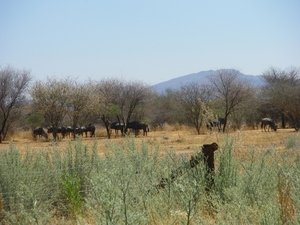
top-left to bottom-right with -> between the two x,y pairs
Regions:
1,1 -> 299,85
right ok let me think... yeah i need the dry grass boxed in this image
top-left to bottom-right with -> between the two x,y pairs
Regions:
1,125 -> 298,159
278,171 -> 295,224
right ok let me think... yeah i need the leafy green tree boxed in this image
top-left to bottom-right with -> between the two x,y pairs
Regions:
24,113 -> 44,130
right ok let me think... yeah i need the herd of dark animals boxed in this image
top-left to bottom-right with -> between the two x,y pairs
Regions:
33,120 -> 150,140
33,116 -> 278,140
33,124 -> 96,140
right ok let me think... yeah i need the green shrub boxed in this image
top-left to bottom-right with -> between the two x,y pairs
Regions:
285,135 -> 298,149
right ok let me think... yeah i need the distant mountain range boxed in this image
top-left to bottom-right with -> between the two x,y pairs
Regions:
151,69 -> 265,94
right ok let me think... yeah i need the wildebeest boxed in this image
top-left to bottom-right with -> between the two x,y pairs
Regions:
47,127 -> 68,139
110,122 -> 125,136
125,121 -> 149,137
206,120 -> 221,132
84,124 -> 96,137
218,117 -> 226,131
33,127 -> 48,139
74,127 -> 83,136
261,118 -> 277,132
65,126 -> 74,138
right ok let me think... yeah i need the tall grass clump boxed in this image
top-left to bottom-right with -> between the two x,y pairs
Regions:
285,134 -> 298,149
0,138 -> 100,224
52,139 -> 99,216
87,138 -> 161,224
0,143 -> 55,224
214,136 -> 238,202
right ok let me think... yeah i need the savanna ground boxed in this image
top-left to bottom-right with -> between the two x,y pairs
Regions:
1,125 -> 298,158
0,125 -> 299,224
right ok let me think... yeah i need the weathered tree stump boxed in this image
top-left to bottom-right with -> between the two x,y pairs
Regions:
153,142 -> 219,193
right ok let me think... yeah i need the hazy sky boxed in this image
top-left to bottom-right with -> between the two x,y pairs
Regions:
1,1 -> 299,85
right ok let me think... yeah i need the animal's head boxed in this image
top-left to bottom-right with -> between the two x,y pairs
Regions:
210,142 -> 219,151
273,124 -> 278,131
202,142 -> 219,153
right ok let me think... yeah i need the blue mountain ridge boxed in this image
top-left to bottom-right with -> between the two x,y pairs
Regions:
151,69 -> 265,94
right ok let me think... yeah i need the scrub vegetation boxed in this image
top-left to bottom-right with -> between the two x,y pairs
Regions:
0,128 -> 299,224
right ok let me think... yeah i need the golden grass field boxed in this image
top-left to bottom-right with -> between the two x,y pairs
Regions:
1,125 -> 299,159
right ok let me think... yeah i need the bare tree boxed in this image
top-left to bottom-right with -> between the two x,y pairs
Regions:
208,69 -> 254,132
96,79 -> 152,126
261,66 -> 300,130
67,80 -> 98,138
148,92 -> 174,129
0,66 -> 31,143
178,82 -> 212,134
30,78 -> 71,140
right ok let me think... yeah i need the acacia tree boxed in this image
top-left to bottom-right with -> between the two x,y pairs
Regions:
95,79 -> 122,138
148,91 -> 175,129
261,67 -> 300,130
0,66 -> 31,143
178,82 -> 212,134
96,78 -> 152,126
208,69 -> 254,132
95,78 -> 152,138
30,78 -> 71,140
67,80 -> 98,138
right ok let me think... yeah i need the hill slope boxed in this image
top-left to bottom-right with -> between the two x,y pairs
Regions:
152,69 -> 265,94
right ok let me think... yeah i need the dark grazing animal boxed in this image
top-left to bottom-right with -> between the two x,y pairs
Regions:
47,127 -> 65,139
125,121 -> 149,137
110,122 -> 125,136
218,117 -> 226,131
261,118 -> 277,132
65,126 -> 74,138
47,126 -> 67,139
33,127 -> 48,139
74,127 -> 83,136
83,124 -> 96,137
206,120 -> 221,132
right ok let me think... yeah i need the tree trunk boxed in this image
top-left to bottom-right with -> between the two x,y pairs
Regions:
281,113 -> 286,129
101,115 -> 111,139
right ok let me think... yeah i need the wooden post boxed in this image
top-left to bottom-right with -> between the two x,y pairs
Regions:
202,142 -> 218,190
152,142 -> 218,193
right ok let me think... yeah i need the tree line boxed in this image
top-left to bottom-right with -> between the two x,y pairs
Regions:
0,65 -> 299,142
